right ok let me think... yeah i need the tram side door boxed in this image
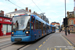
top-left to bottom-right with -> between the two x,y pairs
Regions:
41,23 -> 43,36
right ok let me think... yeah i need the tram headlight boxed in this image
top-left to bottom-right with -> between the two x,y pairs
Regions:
26,31 -> 30,34
12,32 -> 14,34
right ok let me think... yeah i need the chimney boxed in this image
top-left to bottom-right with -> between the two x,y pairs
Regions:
29,9 -> 31,13
15,8 -> 17,11
0,10 -> 4,16
26,7 -> 28,11
33,11 -> 35,13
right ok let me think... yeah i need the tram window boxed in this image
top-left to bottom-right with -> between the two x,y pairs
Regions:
26,21 -> 30,30
43,24 -> 46,31
35,20 -> 42,29
43,27 -> 45,31
31,19 -> 36,30
38,21 -> 41,29
35,20 -> 38,29
47,25 -> 49,29
49,26 -> 51,29
13,25 -> 15,29
52,27 -> 54,30
26,19 -> 31,30
31,23 -> 33,29
48,26 -> 49,29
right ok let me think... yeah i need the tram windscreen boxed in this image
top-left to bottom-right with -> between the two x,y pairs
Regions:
12,16 -> 30,30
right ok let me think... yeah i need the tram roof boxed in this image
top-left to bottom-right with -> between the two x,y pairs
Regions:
31,15 -> 47,24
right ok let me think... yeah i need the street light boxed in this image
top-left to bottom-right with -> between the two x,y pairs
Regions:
65,0 -> 66,18
65,0 -> 67,36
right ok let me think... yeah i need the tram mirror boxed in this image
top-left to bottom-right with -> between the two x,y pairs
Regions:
31,17 -> 35,22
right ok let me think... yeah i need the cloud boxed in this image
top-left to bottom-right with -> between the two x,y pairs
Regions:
59,0 -> 70,3
0,2 -> 3,5
0,0 -> 73,25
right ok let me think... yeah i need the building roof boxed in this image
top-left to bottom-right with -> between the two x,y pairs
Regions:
6,9 -> 29,14
51,22 -> 59,24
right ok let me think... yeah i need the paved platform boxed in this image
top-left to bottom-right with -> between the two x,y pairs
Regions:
61,31 -> 75,47
0,35 -> 11,43
0,35 -> 11,39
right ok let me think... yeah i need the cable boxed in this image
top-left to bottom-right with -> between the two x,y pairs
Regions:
6,0 -> 43,12
32,0 -> 43,12
18,0 -> 27,6
7,0 -> 22,9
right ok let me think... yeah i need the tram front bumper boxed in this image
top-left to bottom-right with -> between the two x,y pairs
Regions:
11,36 -> 31,42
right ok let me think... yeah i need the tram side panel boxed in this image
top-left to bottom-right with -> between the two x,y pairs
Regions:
31,19 -> 43,41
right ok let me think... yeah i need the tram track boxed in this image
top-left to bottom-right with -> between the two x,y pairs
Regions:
0,42 -> 15,49
0,42 -> 31,50
17,43 -> 29,50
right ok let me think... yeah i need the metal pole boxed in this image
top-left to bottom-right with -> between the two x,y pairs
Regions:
65,0 -> 67,35
65,0 -> 66,18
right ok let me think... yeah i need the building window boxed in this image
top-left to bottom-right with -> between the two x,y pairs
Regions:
2,24 -> 8,33
69,20 -> 70,25
2,24 -> 12,34
71,20 -> 74,25
8,25 -> 12,32
69,20 -> 74,25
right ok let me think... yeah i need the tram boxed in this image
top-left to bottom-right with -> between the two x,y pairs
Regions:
11,14 -> 55,42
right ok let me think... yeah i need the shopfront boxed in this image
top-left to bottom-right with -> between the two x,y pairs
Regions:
0,16 -> 12,36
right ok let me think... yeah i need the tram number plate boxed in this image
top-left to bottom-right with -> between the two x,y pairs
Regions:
15,38 -> 22,41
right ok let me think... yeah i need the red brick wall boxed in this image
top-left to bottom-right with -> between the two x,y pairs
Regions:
68,18 -> 75,32
68,18 -> 75,25
51,23 -> 60,25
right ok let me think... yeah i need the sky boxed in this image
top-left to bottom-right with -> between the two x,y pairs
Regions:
0,0 -> 74,25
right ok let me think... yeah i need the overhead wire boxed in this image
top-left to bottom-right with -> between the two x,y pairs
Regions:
31,0 -> 43,12
7,0 -> 43,12
6,0 -> 22,9
6,0 -> 43,13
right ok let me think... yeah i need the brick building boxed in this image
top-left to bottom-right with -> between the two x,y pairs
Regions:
51,22 -> 60,30
0,10 -> 4,16
67,11 -> 75,32
51,22 -> 60,26
5,7 -> 31,18
0,10 -> 12,36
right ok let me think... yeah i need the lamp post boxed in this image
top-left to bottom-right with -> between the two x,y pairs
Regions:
65,0 -> 66,18
65,0 -> 67,35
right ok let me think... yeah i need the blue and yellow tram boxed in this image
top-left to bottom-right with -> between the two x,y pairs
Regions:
11,14 -> 55,42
